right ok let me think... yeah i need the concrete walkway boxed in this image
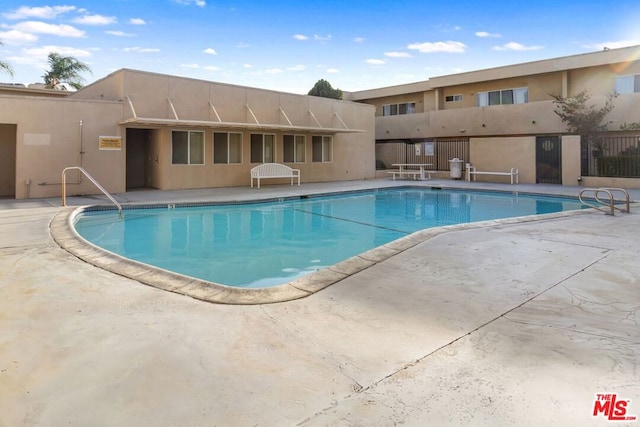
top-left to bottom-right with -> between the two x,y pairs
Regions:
1,179 -> 639,426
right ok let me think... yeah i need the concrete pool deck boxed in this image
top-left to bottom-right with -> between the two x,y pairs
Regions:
1,179 -> 639,426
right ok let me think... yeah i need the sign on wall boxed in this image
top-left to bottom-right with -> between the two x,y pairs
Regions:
99,136 -> 122,151
423,141 -> 434,156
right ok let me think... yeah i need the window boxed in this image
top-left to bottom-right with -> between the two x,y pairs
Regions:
283,134 -> 305,163
250,133 -> 275,163
477,87 -> 528,106
312,135 -> 333,163
614,74 -> 640,94
445,94 -> 463,102
382,102 -> 416,116
172,130 -> 204,165
213,132 -> 242,164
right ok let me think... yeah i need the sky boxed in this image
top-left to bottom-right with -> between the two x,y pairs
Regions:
1,0 -> 640,95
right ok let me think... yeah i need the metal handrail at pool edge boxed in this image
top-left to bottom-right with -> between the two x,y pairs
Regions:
578,187 -> 630,216
62,166 -> 122,216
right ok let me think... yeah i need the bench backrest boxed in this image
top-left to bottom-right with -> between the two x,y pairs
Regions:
251,163 -> 293,177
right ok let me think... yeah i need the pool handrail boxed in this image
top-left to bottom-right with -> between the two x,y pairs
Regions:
62,166 -> 122,216
578,187 -> 630,216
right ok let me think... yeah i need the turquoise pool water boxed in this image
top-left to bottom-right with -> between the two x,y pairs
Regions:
74,188 -> 584,288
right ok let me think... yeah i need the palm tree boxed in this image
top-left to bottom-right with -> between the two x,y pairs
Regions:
42,52 -> 91,90
0,42 -> 14,77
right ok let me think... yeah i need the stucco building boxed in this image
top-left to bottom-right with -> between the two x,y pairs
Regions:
0,69 -> 375,199
1,45 -> 639,200
347,44 -> 640,188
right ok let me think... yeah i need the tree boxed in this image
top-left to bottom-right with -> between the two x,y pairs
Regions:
551,90 -> 617,136
42,52 -> 91,90
0,42 -> 14,77
551,90 -> 618,155
308,79 -> 343,100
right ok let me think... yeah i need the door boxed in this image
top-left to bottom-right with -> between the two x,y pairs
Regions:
536,136 -> 562,184
126,128 -> 151,189
0,124 -> 17,197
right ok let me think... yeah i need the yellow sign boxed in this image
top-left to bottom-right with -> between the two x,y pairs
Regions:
99,136 -> 122,150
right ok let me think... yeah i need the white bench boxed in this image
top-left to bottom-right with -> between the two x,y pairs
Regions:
387,170 -> 424,180
466,165 -> 519,184
250,163 -> 300,189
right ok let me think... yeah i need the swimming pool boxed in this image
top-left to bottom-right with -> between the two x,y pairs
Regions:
73,187 -> 585,289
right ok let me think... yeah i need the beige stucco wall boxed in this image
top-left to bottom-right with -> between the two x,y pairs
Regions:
0,95 -> 124,199
469,137 -> 536,183
561,135 -> 581,185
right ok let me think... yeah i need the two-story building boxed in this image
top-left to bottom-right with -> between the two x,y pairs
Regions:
347,44 -> 640,188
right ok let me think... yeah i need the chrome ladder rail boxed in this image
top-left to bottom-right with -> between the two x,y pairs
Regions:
62,166 -> 122,216
579,187 -> 630,216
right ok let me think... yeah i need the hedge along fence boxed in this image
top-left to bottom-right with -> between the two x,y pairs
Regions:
597,155 -> 640,177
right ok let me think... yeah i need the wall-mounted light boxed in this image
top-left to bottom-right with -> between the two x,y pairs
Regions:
481,124 -> 486,128
459,129 -> 466,133
532,120 -> 536,124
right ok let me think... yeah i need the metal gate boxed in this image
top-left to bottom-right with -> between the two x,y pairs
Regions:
536,136 -> 562,184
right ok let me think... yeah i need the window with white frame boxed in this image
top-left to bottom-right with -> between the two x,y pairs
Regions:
283,134 -> 305,163
614,74 -> 640,94
312,135 -> 333,162
382,102 -> 416,116
172,130 -> 204,165
250,133 -> 275,163
477,87 -> 528,106
445,94 -> 463,102
213,132 -> 242,164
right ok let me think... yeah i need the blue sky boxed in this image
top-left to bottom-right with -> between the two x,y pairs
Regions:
1,0 -> 640,94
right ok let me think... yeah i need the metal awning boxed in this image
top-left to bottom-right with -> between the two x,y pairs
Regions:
119,117 -> 364,134
119,96 -> 365,134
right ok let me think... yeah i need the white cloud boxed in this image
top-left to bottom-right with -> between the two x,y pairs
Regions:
23,45 -> 92,58
129,18 -> 146,25
366,59 -> 385,65
385,51 -> 412,58
106,30 -> 134,37
354,37 -> 365,43
407,40 -> 467,53
475,31 -> 501,38
0,29 -> 38,45
123,46 -> 160,53
493,42 -> 543,51
3,6 -> 76,20
181,63 -> 200,68
203,65 -> 221,71
326,68 -> 339,73
265,68 -> 284,74
243,63 -> 252,68
173,0 -> 206,6
293,34 -> 308,41
74,14 -> 117,26
314,34 -> 331,41
287,64 -> 306,71
12,21 -> 86,38
203,48 -> 217,55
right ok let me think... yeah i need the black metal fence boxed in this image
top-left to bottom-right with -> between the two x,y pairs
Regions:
581,135 -> 640,177
376,138 -> 470,171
